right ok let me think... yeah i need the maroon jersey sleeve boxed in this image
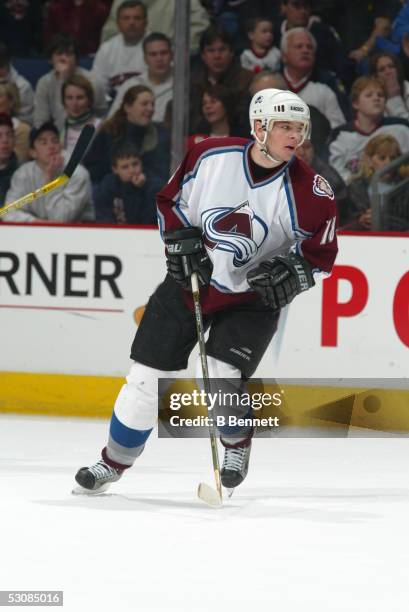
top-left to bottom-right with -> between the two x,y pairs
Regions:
156,137 -> 249,235
288,159 -> 338,274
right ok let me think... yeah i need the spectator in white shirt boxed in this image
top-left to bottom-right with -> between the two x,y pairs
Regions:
101,0 -> 209,53
240,17 -> 281,74
3,122 -> 93,223
280,27 -> 346,129
92,0 -> 148,99
109,32 -> 172,123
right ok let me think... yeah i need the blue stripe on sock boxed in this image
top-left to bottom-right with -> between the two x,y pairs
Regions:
109,410 -> 153,448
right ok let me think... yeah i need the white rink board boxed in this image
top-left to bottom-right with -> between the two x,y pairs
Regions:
267,234 -> 409,378
0,225 -> 166,376
0,225 -> 408,378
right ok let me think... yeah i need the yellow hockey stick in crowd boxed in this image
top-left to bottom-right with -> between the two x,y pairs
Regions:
0,124 -> 96,219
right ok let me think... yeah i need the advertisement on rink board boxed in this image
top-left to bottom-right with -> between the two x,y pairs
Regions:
0,224 -> 408,382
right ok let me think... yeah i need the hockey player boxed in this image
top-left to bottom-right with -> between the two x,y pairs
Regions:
74,88 -> 338,494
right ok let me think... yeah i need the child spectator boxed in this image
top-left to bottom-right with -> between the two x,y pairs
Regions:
0,82 -> 30,162
345,134 -> 402,230
0,114 -> 18,206
2,122 -> 93,223
240,17 -> 281,74
94,143 -> 160,224
329,75 -> 409,182
84,85 -> 170,185
188,84 -> 247,148
369,51 -> 409,120
34,34 -> 107,129
61,75 -> 101,155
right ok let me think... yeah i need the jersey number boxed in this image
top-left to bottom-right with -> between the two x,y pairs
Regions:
320,216 -> 336,245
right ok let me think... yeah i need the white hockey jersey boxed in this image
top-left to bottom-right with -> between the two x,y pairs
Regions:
157,137 -> 338,314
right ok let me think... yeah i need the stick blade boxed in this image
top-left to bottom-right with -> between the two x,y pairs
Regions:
198,482 -> 222,508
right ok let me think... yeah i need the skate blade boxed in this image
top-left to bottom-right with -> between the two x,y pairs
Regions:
197,482 -> 222,507
71,483 -> 111,496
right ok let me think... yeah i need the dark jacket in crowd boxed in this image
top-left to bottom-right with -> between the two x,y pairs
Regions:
0,0 -> 43,56
84,122 -> 171,185
347,176 -> 371,217
189,60 -> 253,133
309,105 -> 331,159
0,153 -> 18,207
94,172 -> 160,225
43,0 -> 109,55
310,66 -> 352,120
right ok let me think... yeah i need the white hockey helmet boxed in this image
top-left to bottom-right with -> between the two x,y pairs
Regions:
249,88 -> 311,147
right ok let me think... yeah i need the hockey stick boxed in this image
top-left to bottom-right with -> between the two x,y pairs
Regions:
190,270 -> 223,507
0,124 -> 96,219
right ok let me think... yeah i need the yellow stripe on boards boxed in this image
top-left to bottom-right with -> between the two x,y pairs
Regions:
1,373 -> 408,434
0,372 -> 122,418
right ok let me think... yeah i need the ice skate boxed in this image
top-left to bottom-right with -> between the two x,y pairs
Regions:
220,435 -> 252,489
72,459 -> 123,495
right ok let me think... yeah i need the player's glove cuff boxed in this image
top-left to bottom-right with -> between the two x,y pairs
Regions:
246,253 -> 315,309
164,227 -> 213,290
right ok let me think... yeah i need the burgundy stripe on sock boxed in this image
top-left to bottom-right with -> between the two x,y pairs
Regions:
101,447 -> 132,471
220,428 -> 254,449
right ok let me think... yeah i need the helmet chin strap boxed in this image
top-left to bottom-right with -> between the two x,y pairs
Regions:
256,130 -> 283,165
253,119 -> 284,165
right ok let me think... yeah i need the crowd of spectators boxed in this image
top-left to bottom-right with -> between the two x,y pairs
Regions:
0,0 -> 409,230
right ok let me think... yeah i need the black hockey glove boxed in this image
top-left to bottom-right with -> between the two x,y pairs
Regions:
246,253 -> 315,310
164,227 -> 213,290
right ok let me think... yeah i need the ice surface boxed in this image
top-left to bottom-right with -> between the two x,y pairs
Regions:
1,414 -> 409,611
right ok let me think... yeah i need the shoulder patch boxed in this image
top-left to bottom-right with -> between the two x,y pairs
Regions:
312,174 -> 334,200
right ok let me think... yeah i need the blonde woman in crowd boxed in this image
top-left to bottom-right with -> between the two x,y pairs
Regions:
345,134 -> 402,230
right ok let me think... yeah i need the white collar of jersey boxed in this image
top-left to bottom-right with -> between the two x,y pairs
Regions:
243,142 -> 295,189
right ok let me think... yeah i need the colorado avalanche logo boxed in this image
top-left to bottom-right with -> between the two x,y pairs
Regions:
202,201 -> 267,267
313,174 -> 335,200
